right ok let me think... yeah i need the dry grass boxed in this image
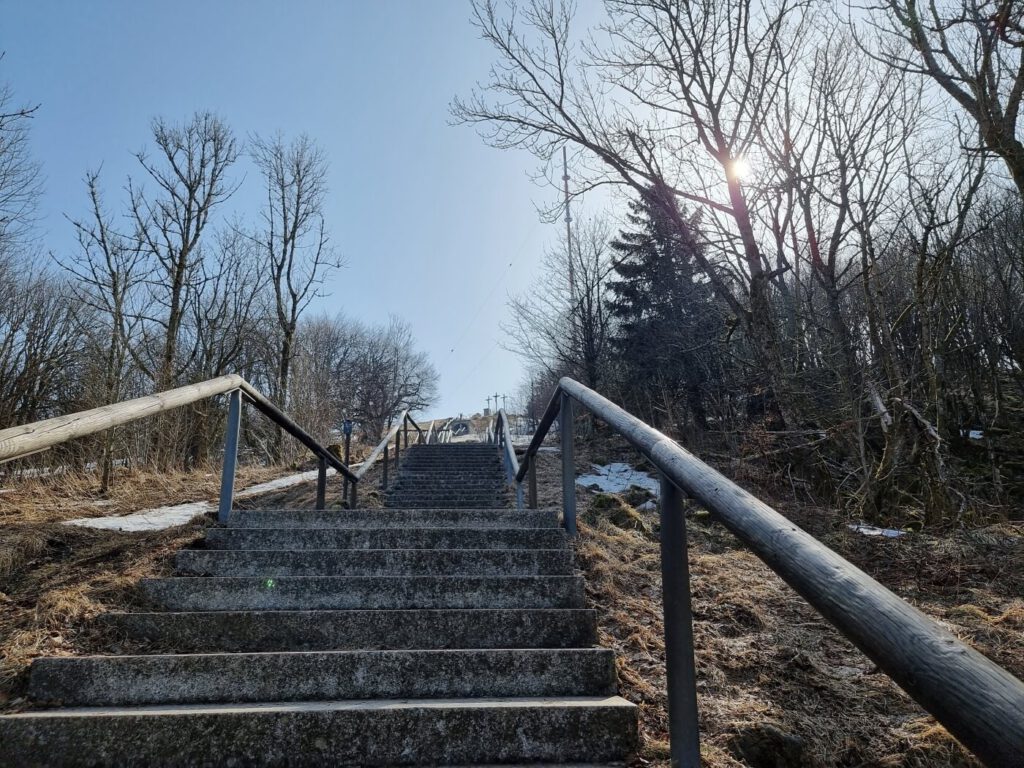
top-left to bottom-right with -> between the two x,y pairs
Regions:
0,456 -> 392,710
530,447 -> 1023,768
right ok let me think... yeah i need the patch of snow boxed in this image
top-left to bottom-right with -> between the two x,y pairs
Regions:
848,523 -> 907,538
235,468 -> 337,498
67,501 -> 212,532
576,462 -> 660,497
64,464 -> 362,532
537,446 -> 560,454
636,499 -> 657,512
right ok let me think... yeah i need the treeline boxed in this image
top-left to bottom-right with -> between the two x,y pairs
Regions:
0,88 -> 437,484
474,0 -> 1024,526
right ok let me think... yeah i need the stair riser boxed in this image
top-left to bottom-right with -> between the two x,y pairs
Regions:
102,609 -> 598,652
175,549 -> 572,577
30,649 -> 616,706
226,510 -> 553,529
141,576 -> 585,611
204,528 -> 566,550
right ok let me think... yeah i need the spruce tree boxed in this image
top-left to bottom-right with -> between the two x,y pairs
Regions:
606,184 -> 722,435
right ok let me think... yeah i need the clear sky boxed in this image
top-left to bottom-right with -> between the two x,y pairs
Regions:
1,1 -> 602,419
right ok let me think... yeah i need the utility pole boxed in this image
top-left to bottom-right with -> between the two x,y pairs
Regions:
493,392 -> 501,412
562,146 -> 575,298
486,396 -> 492,414
502,394 -> 508,411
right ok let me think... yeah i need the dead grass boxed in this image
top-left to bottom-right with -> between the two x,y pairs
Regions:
0,457 -> 389,710
530,447 -> 1022,768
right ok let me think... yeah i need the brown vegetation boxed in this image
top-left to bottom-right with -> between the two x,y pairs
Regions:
0,461 -> 385,709
532,449 -> 1023,767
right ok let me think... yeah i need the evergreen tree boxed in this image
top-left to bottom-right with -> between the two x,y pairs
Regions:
606,183 -> 723,436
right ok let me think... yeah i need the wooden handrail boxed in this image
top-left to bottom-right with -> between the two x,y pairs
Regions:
0,375 -> 244,464
515,376 -> 1024,767
0,374 -> 359,484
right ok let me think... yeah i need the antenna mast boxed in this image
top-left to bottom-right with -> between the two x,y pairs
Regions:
562,146 -> 575,298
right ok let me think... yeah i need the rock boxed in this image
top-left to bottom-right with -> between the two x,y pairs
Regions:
728,724 -> 805,768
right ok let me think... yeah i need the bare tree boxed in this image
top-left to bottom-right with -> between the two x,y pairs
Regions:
504,216 -> 614,388
128,113 -> 240,392
0,74 -> 41,254
250,132 -> 342,457
860,0 -> 1024,196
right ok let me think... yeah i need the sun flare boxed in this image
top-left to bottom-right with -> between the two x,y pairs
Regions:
728,156 -> 752,181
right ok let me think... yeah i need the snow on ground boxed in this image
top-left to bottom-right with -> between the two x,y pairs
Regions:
848,523 -> 907,538
67,501 -> 214,532
235,467 -> 341,498
576,462 -> 660,497
64,465 -> 356,532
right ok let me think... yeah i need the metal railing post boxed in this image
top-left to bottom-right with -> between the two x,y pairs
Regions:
342,431 -> 352,503
394,430 -> 401,472
403,418 -> 409,449
217,389 -> 242,525
315,455 -> 327,511
350,479 -> 358,508
382,444 -> 389,489
528,460 -> 538,509
560,391 -> 577,536
659,473 -> 701,767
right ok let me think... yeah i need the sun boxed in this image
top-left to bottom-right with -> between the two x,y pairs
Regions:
728,156 -> 752,181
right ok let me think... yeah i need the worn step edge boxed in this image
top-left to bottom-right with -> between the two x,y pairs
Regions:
203,527 -> 567,550
175,548 -> 574,577
140,575 -> 586,611
0,696 -> 638,768
226,509 -> 558,530
101,608 -> 599,651
29,648 -> 617,706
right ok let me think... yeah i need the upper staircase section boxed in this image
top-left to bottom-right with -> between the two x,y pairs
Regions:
385,443 -> 511,509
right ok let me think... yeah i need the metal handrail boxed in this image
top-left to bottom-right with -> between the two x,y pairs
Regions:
512,376 -> 1024,768
347,409 -> 420,505
0,374 -> 424,522
494,409 -> 523,508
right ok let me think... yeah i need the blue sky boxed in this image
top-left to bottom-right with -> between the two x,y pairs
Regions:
1,1 -> 606,419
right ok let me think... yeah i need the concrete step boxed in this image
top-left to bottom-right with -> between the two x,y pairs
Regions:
175,548 -> 573,577
398,462 -> 501,469
204,527 -> 564,550
0,696 -> 638,767
226,508 -> 556,529
383,499 -> 511,509
140,576 -> 585,611
30,648 -> 617,706
387,483 -> 507,489
102,609 -> 599,652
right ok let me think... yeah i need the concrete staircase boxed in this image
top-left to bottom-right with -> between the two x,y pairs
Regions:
0,442 -> 638,766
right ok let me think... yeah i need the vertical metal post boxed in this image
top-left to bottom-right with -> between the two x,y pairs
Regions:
560,392 -> 576,536
394,431 -> 402,471
217,389 -> 242,525
659,474 -> 701,767
342,431 -> 352,504
382,444 -> 389,489
350,479 -> 358,508
403,419 -> 409,448
315,455 -> 327,511
528,460 -> 538,509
